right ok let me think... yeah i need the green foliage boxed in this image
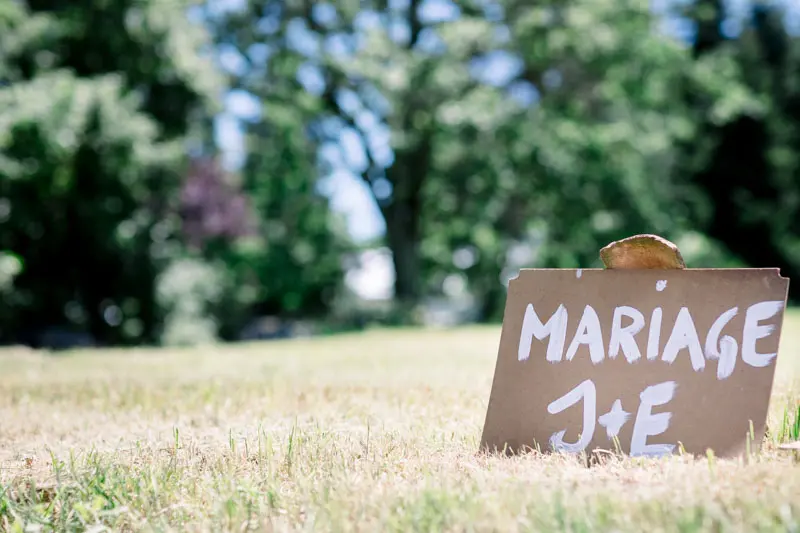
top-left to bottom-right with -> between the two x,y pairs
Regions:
155,256 -> 231,346
205,6 -> 355,331
0,0 -> 220,346
0,70 -> 184,344
204,0 -> 800,324
674,0 -> 800,296
416,0 -> 699,318
5,0 -> 800,343
504,1 -> 692,261
235,111 -> 352,320
775,401 -> 800,443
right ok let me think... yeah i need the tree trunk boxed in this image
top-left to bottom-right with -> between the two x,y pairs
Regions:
384,198 -> 421,308
378,135 -> 430,316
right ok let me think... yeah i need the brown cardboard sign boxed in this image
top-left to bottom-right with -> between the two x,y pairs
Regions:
480,268 -> 790,458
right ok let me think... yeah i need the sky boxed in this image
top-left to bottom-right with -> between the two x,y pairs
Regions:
209,0 -> 800,246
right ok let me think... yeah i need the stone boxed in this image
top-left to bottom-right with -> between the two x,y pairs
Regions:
600,234 -> 686,270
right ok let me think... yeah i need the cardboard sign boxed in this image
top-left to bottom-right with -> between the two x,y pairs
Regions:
480,268 -> 790,458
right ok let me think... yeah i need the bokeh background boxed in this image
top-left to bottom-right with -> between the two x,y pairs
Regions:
2,0 -> 800,349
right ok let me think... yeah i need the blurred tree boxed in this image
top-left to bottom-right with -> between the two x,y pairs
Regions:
321,2 -> 503,311
675,0 -> 800,299
214,0 -> 702,321
179,157 -> 254,251
18,0 -> 219,141
0,0 -> 221,346
527,3 -> 692,235
0,71 -> 183,345
221,110 -> 353,331
214,0 -> 519,318
177,0 -> 800,333
427,0 -> 696,319
206,5 -> 353,333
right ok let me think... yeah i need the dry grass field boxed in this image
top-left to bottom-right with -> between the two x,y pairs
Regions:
1,311 -> 800,532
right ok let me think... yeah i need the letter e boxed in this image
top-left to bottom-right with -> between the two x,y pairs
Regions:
630,381 -> 677,457
742,301 -> 784,368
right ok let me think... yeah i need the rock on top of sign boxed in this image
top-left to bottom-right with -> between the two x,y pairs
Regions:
600,234 -> 686,270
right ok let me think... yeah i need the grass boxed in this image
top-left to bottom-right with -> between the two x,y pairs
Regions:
1,312 -> 800,533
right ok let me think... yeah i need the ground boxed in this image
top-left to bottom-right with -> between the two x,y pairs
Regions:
1,312 -> 800,532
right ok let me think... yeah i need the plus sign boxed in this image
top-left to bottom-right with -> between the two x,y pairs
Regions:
598,399 -> 631,439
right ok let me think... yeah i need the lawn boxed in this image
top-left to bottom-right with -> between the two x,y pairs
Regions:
1,311 -> 800,532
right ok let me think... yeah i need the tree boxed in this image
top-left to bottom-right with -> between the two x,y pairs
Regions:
214,1 -> 521,316
0,71 -> 183,345
213,0 -> 705,321
207,3 -> 353,329
212,0 -> 800,321
0,0 -> 221,346
419,0 -> 697,319
675,0 -> 800,299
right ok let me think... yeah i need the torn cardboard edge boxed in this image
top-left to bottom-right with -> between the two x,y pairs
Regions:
479,236 -> 791,460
